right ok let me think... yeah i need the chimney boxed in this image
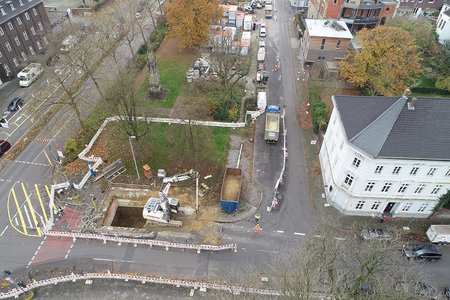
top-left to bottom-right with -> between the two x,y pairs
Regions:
403,88 -> 411,97
407,97 -> 417,110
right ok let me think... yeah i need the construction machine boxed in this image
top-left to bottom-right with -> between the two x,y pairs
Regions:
142,170 -> 198,225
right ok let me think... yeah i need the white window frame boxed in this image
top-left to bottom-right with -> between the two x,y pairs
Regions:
21,51 -> 27,60
36,40 -> 42,49
16,17 -> 22,25
431,184 -> 442,195
33,8 -> 37,16
344,174 -> 354,187
402,202 -> 412,212
414,184 -> 425,194
365,182 -> 375,192
28,45 -> 34,55
375,166 -> 383,174
38,22 -> 43,31
371,201 -> 381,210
31,26 -> 36,35
25,12 -> 30,20
381,183 -> 392,193
418,203 -> 428,212
352,157 -> 361,168
5,42 -> 12,52
393,166 -> 401,174
427,167 -> 437,176
8,22 -> 13,30
0,51 -> 2,58
0,27 -> 3,35
410,167 -> 419,175
355,200 -> 365,210
398,184 -> 409,193
14,36 -> 20,46
4,64 -> 11,74
13,57 -> 19,66
22,31 -> 28,40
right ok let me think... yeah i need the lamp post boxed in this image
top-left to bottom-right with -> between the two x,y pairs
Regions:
128,136 -> 140,181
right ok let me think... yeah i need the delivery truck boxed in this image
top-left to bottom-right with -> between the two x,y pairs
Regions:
265,105 -> 281,142
17,63 -> 43,87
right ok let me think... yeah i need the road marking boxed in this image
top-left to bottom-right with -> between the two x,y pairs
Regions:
92,258 -> 135,263
334,237 -> 346,241
13,160 -> 51,167
276,230 -> 284,233
23,205 -> 33,230
43,150 -> 53,166
35,184 -> 49,224
21,182 -> 42,236
256,249 -> 279,254
0,225 -> 8,236
11,187 -> 28,234
294,232 -> 306,236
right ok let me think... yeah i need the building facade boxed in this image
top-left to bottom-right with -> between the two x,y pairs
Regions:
319,94 -> 450,218
436,2 -> 450,43
396,0 -> 446,16
0,0 -> 50,82
299,19 -> 353,66
308,0 -> 396,33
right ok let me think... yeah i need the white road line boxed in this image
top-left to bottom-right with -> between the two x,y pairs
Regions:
276,230 -> 285,233
334,237 -> 346,241
294,232 -> 306,236
0,225 -> 8,236
92,258 -> 135,263
314,234 -> 323,238
23,205 -> 34,229
256,249 -> 279,254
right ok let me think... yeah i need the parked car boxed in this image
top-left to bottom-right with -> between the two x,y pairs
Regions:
259,40 -> 266,48
0,140 -> 11,157
402,243 -> 442,261
8,97 -> 24,112
259,23 -> 266,37
394,281 -> 437,299
444,286 -> 450,299
360,228 -> 391,240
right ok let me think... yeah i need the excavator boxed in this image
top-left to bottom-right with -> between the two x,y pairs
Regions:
142,170 -> 198,226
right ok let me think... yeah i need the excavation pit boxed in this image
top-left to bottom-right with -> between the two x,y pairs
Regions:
104,198 -> 147,229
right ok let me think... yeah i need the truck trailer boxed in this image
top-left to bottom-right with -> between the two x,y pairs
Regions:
265,105 -> 280,142
220,168 -> 242,213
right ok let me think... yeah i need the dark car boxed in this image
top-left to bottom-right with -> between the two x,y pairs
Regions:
402,243 -> 442,261
0,140 -> 11,157
360,228 -> 391,240
445,286 -> 450,299
8,97 -> 23,111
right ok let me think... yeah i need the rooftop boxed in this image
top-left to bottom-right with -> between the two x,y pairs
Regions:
304,19 -> 353,39
333,95 -> 450,161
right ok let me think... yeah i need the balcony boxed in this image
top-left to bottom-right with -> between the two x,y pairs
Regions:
340,16 -> 380,25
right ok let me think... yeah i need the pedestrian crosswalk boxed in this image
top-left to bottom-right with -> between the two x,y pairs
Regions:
7,182 -> 55,237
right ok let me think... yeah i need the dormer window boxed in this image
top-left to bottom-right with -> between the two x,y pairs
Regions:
18,0 -> 24,5
0,6 -> 5,15
7,1 -> 15,10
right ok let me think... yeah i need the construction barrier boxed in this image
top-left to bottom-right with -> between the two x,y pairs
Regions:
0,272 -> 282,299
43,230 -> 237,252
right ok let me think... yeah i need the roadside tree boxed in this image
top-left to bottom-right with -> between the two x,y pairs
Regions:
434,41 -> 450,92
339,26 -> 422,96
166,0 -> 222,49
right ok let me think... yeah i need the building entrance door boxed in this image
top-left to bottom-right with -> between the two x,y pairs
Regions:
383,202 -> 396,214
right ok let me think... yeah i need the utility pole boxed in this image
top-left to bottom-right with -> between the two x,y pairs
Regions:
195,175 -> 199,212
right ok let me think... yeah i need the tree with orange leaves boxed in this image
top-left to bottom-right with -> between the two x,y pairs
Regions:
166,0 -> 222,49
339,26 -> 422,96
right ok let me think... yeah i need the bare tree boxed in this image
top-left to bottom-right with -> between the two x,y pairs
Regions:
207,27 -> 251,98
106,70 -> 148,140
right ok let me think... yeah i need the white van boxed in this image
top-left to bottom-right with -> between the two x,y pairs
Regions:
17,63 -> 43,87
257,47 -> 266,62
259,23 -> 266,37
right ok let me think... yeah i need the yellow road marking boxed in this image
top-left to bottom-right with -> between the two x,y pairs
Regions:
44,185 -> 56,209
21,183 -> 41,237
11,186 -> 28,234
43,150 -> 53,166
35,184 -> 48,224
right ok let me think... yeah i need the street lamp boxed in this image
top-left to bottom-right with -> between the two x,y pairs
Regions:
128,136 -> 140,181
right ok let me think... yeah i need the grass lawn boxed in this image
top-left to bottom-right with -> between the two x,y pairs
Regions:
414,76 -> 436,88
157,58 -> 191,108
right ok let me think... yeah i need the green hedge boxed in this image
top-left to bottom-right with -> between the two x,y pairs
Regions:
309,88 -> 328,134
410,86 -> 450,95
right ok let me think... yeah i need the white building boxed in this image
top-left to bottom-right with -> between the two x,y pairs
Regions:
319,94 -> 450,218
436,2 -> 450,44
291,0 -> 308,10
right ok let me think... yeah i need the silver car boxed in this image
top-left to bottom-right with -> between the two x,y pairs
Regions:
360,228 -> 391,240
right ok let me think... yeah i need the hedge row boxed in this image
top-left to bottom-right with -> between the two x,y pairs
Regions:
309,88 -> 328,134
410,86 -> 450,95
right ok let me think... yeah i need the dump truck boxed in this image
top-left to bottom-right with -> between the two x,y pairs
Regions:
265,105 -> 281,142
426,225 -> 450,244
220,168 -> 242,213
265,5 -> 273,19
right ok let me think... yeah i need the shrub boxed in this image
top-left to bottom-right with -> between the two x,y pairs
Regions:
64,138 -> 82,163
309,88 -> 328,134
199,83 -> 244,121
410,86 -> 450,95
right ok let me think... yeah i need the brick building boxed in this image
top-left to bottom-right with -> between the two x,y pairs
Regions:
0,0 -> 51,83
308,0 -> 396,33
